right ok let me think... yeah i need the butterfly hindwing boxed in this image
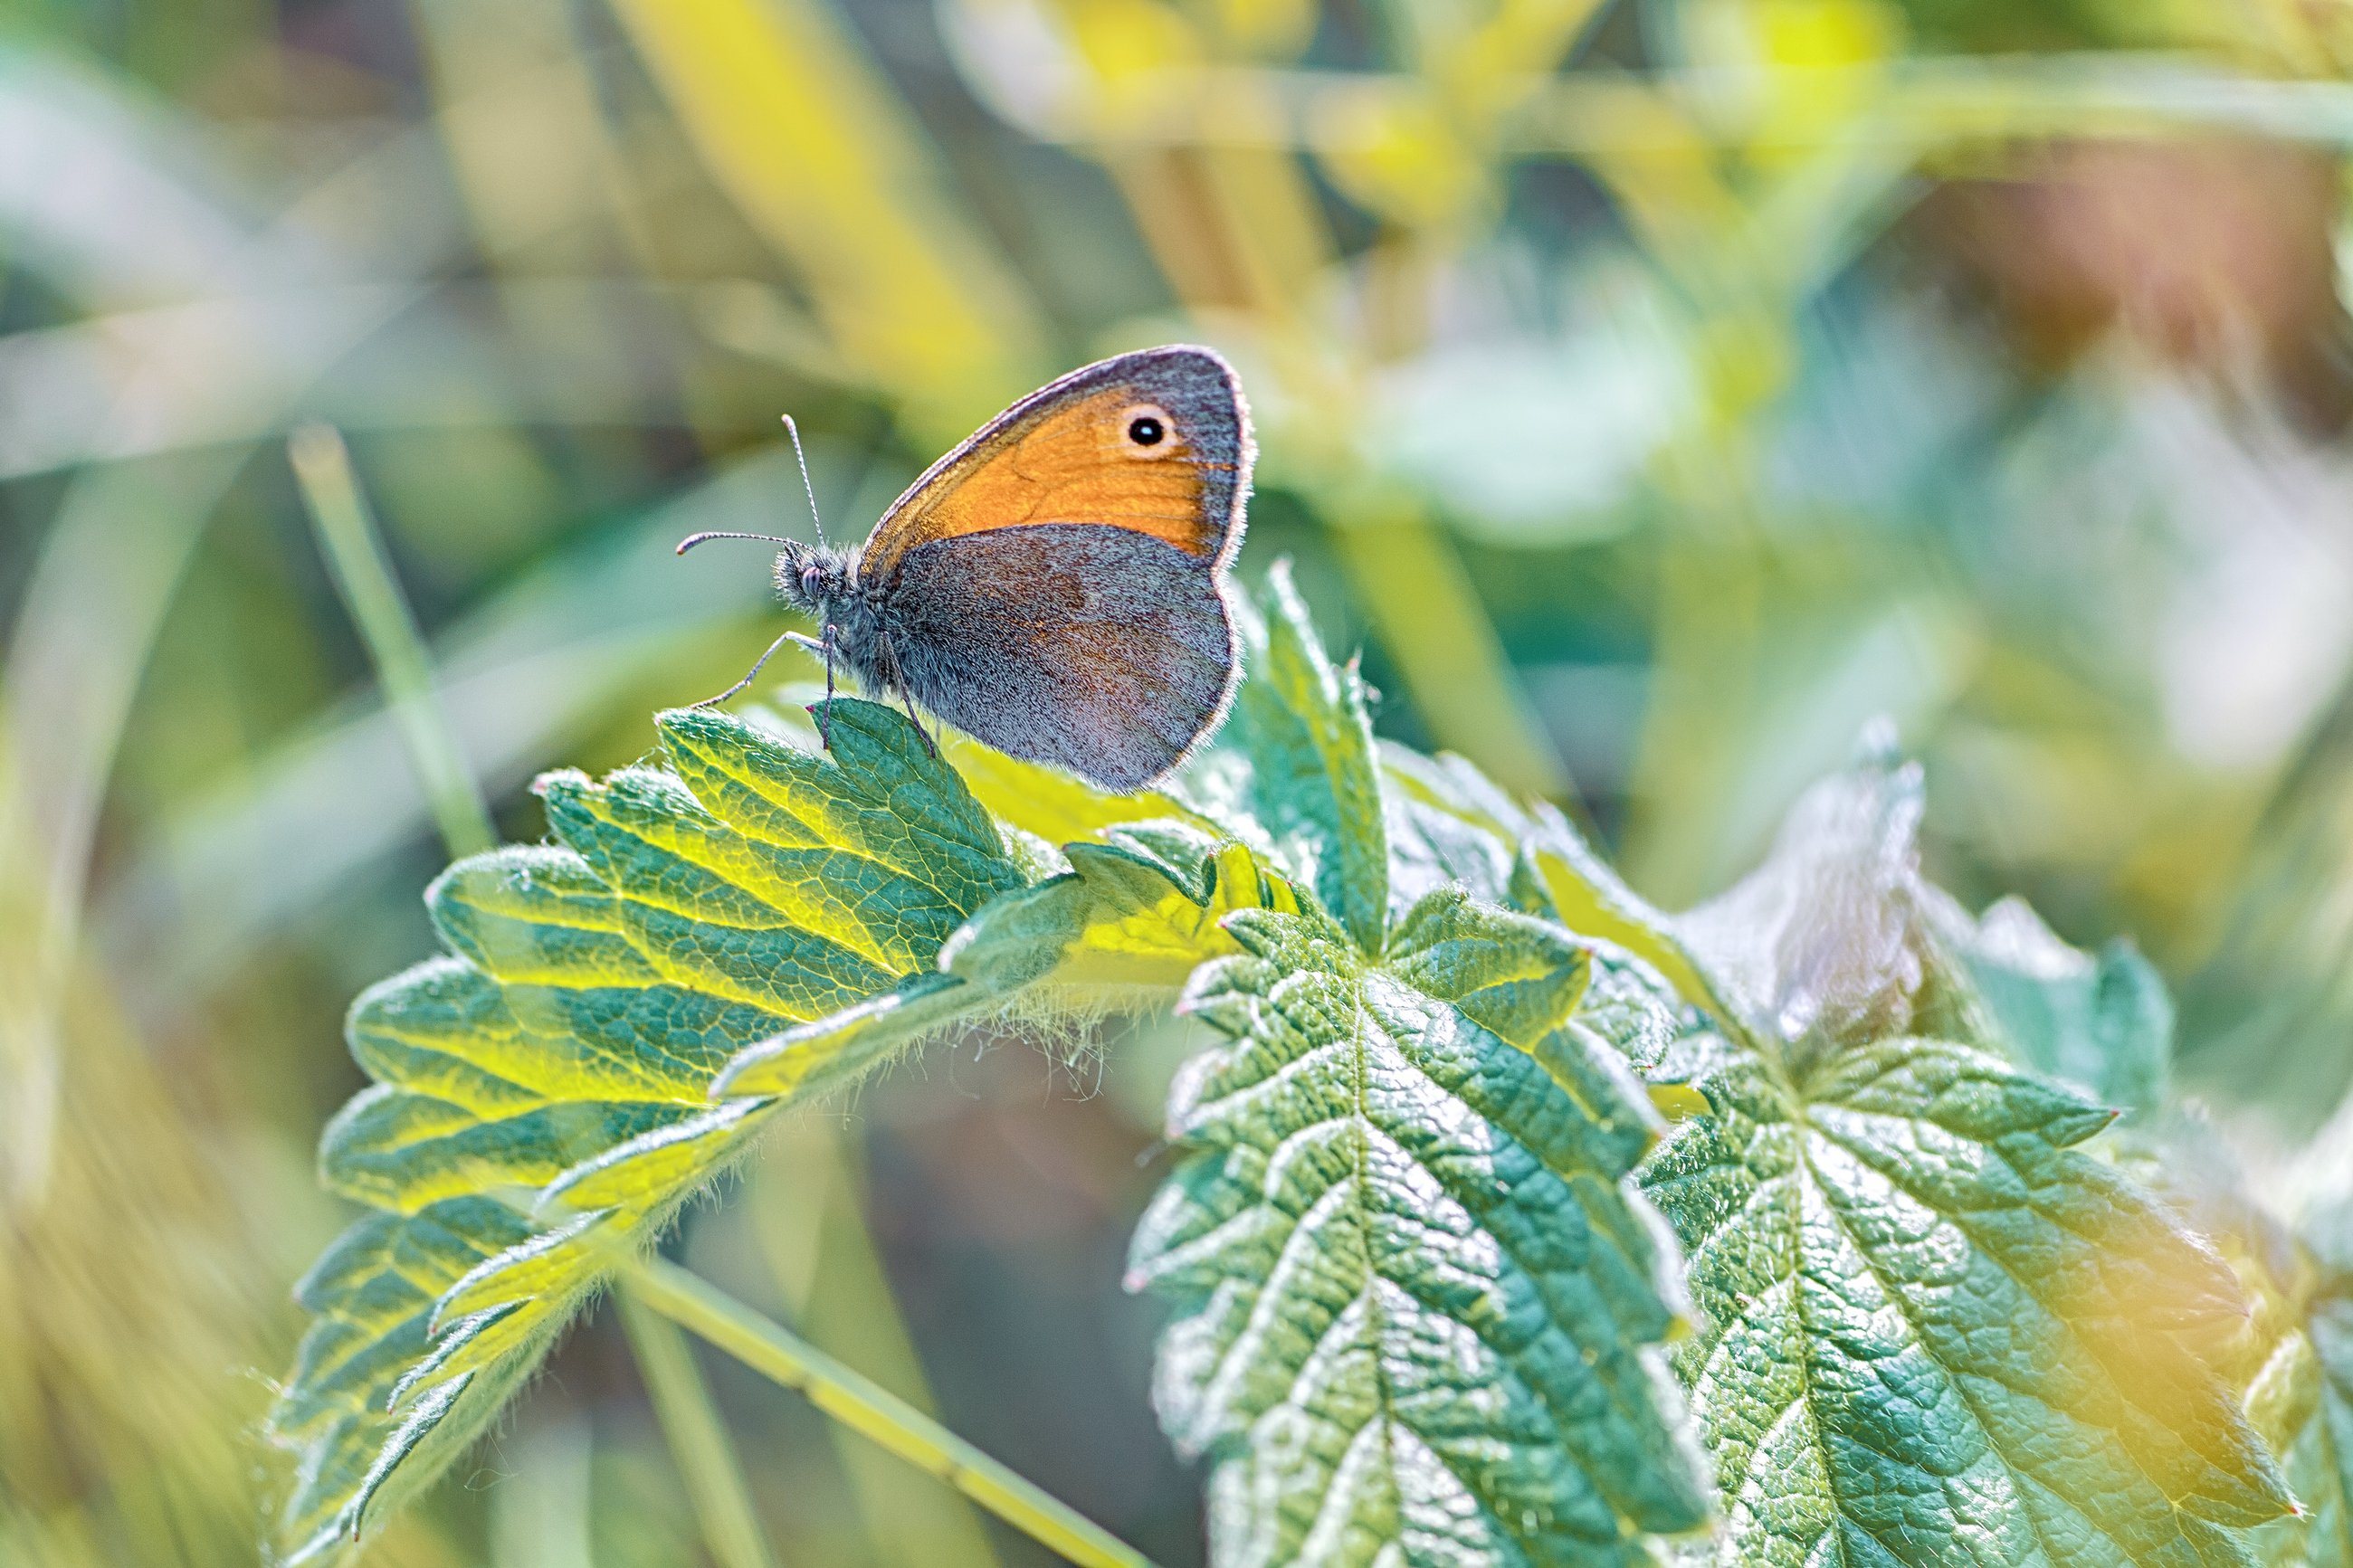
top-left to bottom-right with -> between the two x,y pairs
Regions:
882,524 -> 1238,792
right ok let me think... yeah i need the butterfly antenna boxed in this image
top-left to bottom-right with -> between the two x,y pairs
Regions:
674,530 -> 796,555
781,413 -> 828,547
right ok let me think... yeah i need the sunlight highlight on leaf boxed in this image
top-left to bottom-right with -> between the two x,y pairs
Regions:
264,700 -> 1024,1563
714,822 -> 1303,1098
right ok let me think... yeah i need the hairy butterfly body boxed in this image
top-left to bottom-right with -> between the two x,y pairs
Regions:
710,346 -> 1253,793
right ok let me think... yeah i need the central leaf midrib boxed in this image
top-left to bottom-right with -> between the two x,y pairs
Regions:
1345,967 -> 1406,1549
1321,971 -> 1579,1562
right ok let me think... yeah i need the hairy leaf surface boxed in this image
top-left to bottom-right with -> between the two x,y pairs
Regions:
266,700 -> 1024,1563
1129,893 -> 1713,1567
715,822 -> 1301,1098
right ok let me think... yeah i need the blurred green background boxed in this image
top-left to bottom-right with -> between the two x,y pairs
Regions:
11,0 -> 2353,1562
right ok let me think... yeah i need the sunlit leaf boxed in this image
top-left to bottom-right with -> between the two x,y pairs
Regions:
944,729 -> 1209,849
714,822 -> 1305,1098
1639,744 -> 2293,1568
264,699 -> 1024,1563
1129,891 -> 1714,1567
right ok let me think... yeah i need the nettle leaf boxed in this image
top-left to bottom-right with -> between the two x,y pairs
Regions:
1640,747 -> 2294,1568
1129,891 -> 1714,1567
1938,894 -> 2174,1116
714,822 -> 1303,1098
265,700 -> 1026,1563
1374,738 -> 1729,1119
1180,561 -> 1390,955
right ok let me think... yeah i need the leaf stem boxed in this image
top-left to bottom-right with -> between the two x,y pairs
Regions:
615,1288 -> 781,1568
623,1256 -> 1160,1568
288,423 -> 496,860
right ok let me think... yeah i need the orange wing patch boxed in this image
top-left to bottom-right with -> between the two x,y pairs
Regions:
862,385 -> 1227,579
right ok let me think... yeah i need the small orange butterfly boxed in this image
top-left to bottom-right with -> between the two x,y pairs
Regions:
681,347 -> 1254,793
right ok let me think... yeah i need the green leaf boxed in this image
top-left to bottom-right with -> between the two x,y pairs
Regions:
714,823 -> 1304,1098
265,700 -> 1025,1563
1378,739 -> 1721,1020
1185,560 -> 1390,955
1129,890 -> 1714,1567
1939,895 -> 2174,1115
1637,743 -> 2292,1568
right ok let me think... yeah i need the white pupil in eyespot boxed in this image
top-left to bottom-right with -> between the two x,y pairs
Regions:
1129,415 -> 1165,445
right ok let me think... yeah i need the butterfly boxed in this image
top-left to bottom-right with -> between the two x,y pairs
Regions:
679,346 -> 1254,793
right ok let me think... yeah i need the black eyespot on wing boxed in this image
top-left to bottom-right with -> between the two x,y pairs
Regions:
1128,415 -> 1165,446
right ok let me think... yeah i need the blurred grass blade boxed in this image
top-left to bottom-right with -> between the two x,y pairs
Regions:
750,1126 -> 1004,1568
602,0 -> 1042,438
290,423 -> 495,860
0,449 -> 248,1206
1323,488 -> 1576,806
616,1290 -> 779,1568
624,1256 -> 1159,1568
100,448 -> 817,994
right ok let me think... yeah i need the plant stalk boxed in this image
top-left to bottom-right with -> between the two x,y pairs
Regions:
616,1288 -> 781,1568
624,1256 -> 1159,1568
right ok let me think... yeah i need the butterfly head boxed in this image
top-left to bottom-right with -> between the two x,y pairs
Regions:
773,539 -> 859,616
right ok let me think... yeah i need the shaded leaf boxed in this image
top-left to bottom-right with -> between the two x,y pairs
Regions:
1129,892 -> 1712,1567
1378,739 -> 1721,1019
265,700 -> 1024,1562
1184,560 -> 1390,955
1941,894 -> 2174,1115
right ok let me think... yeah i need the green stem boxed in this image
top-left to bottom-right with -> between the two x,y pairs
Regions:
288,423 -> 496,860
616,1288 -> 781,1568
624,1256 -> 1160,1568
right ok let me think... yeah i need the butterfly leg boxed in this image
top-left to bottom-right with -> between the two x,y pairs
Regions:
875,631 -> 938,758
903,693 -> 938,759
817,620 -> 837,751
691,626 -> 798,710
